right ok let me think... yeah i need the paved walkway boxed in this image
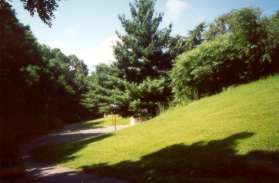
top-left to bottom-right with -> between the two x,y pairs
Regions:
25,124 -> 129,150
1,123 -> 131,183
22,158 -> 128,183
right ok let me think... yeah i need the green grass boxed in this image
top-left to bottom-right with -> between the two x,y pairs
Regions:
81,115 -> 130,128
32,75 -> 279,182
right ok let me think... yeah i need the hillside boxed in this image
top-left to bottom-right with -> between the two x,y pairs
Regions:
32,75 -> 279,182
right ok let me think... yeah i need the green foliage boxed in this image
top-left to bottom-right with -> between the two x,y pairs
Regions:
264,11 -> 279,71
172,35 -> 240,100
82,64 -> 130,116
127,77 -> 171,117
0,4 -> 90,168
204,14 -> 229,41
167,22 -> 206,59
112,0 -> 173,117
83,63 -> 172,118
114,0 -> 172,82
0,3 -> 44,167
1,0 -> 60,26
172,8 -> 279,101
186,22 -> 206,49
38,45 -> 90,123
167,35 -> 188,59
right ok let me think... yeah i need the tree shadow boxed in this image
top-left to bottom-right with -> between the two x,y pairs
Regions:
0,161 -> 126,183
83,132 -> 279,183
25,169 -> 127,183
1,133 -> 114,183
69,120 -> 105,130
31,134 -> 112,165
27,119 -> 110,162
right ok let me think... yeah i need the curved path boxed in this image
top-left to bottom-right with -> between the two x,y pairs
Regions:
13,123 -> 131,183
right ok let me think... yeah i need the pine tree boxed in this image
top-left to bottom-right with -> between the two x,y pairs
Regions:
82,64 -> 130,116
113,0 -> 173,117
114,0 -> 172,83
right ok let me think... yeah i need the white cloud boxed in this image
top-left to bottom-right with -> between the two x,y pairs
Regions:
76,35 -> 119,71
49,39 -> 65,49
165,0 -> 190,23
48,28 -> 79,53
63,27 -> 78,40
49,30 -> 119,71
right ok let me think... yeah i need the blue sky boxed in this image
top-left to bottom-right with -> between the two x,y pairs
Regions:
12,0 -> 279,70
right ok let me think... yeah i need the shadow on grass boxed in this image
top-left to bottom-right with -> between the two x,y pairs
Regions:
69,120 -> 105,130
83,132 -> 279,183
5,133 -> 116,183
28,119 -> 109,155
31,134 -> 112,165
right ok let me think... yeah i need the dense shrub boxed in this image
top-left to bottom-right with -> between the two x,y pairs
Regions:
171,8 -> 279,101
264,11 -> 279,72
172,36 -> 241,100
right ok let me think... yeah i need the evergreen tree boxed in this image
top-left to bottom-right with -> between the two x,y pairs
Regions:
114,0 -> 172,83
113,0 -> 173,117
1,0 -> 60,26
82,64 -> 130,116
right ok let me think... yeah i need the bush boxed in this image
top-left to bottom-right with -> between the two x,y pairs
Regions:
171,8 -> 279,102
172,35 -> 241,100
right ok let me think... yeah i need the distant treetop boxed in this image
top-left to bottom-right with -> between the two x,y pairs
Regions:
0,0 -> 60,26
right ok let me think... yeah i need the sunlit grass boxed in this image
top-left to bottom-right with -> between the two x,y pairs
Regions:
32,75 -> 279,182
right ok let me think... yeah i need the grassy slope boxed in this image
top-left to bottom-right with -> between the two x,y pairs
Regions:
32,75 -> 279,182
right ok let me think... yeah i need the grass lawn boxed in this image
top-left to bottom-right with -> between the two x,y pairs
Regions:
32,75 -> 279,182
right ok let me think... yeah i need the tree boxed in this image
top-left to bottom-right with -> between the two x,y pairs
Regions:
168,23 -> 206,61
113,0 -> 173,117
0,3 -> 44,167
114,0 -> 172,83
37,46 -> 90,125
0,0 -> 60,26
127,76 -> 171,117
82,64 -> 130,116
204,14 -> 229,41
0,4 -> 90,167
171,8 -> 278,102
187,22 -> 206,49
263,11 -> 279,73
227,8 -> 267,80
167,35 -> 188,59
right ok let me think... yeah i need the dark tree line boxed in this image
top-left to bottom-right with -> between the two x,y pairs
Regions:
0,3 -> 91,168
